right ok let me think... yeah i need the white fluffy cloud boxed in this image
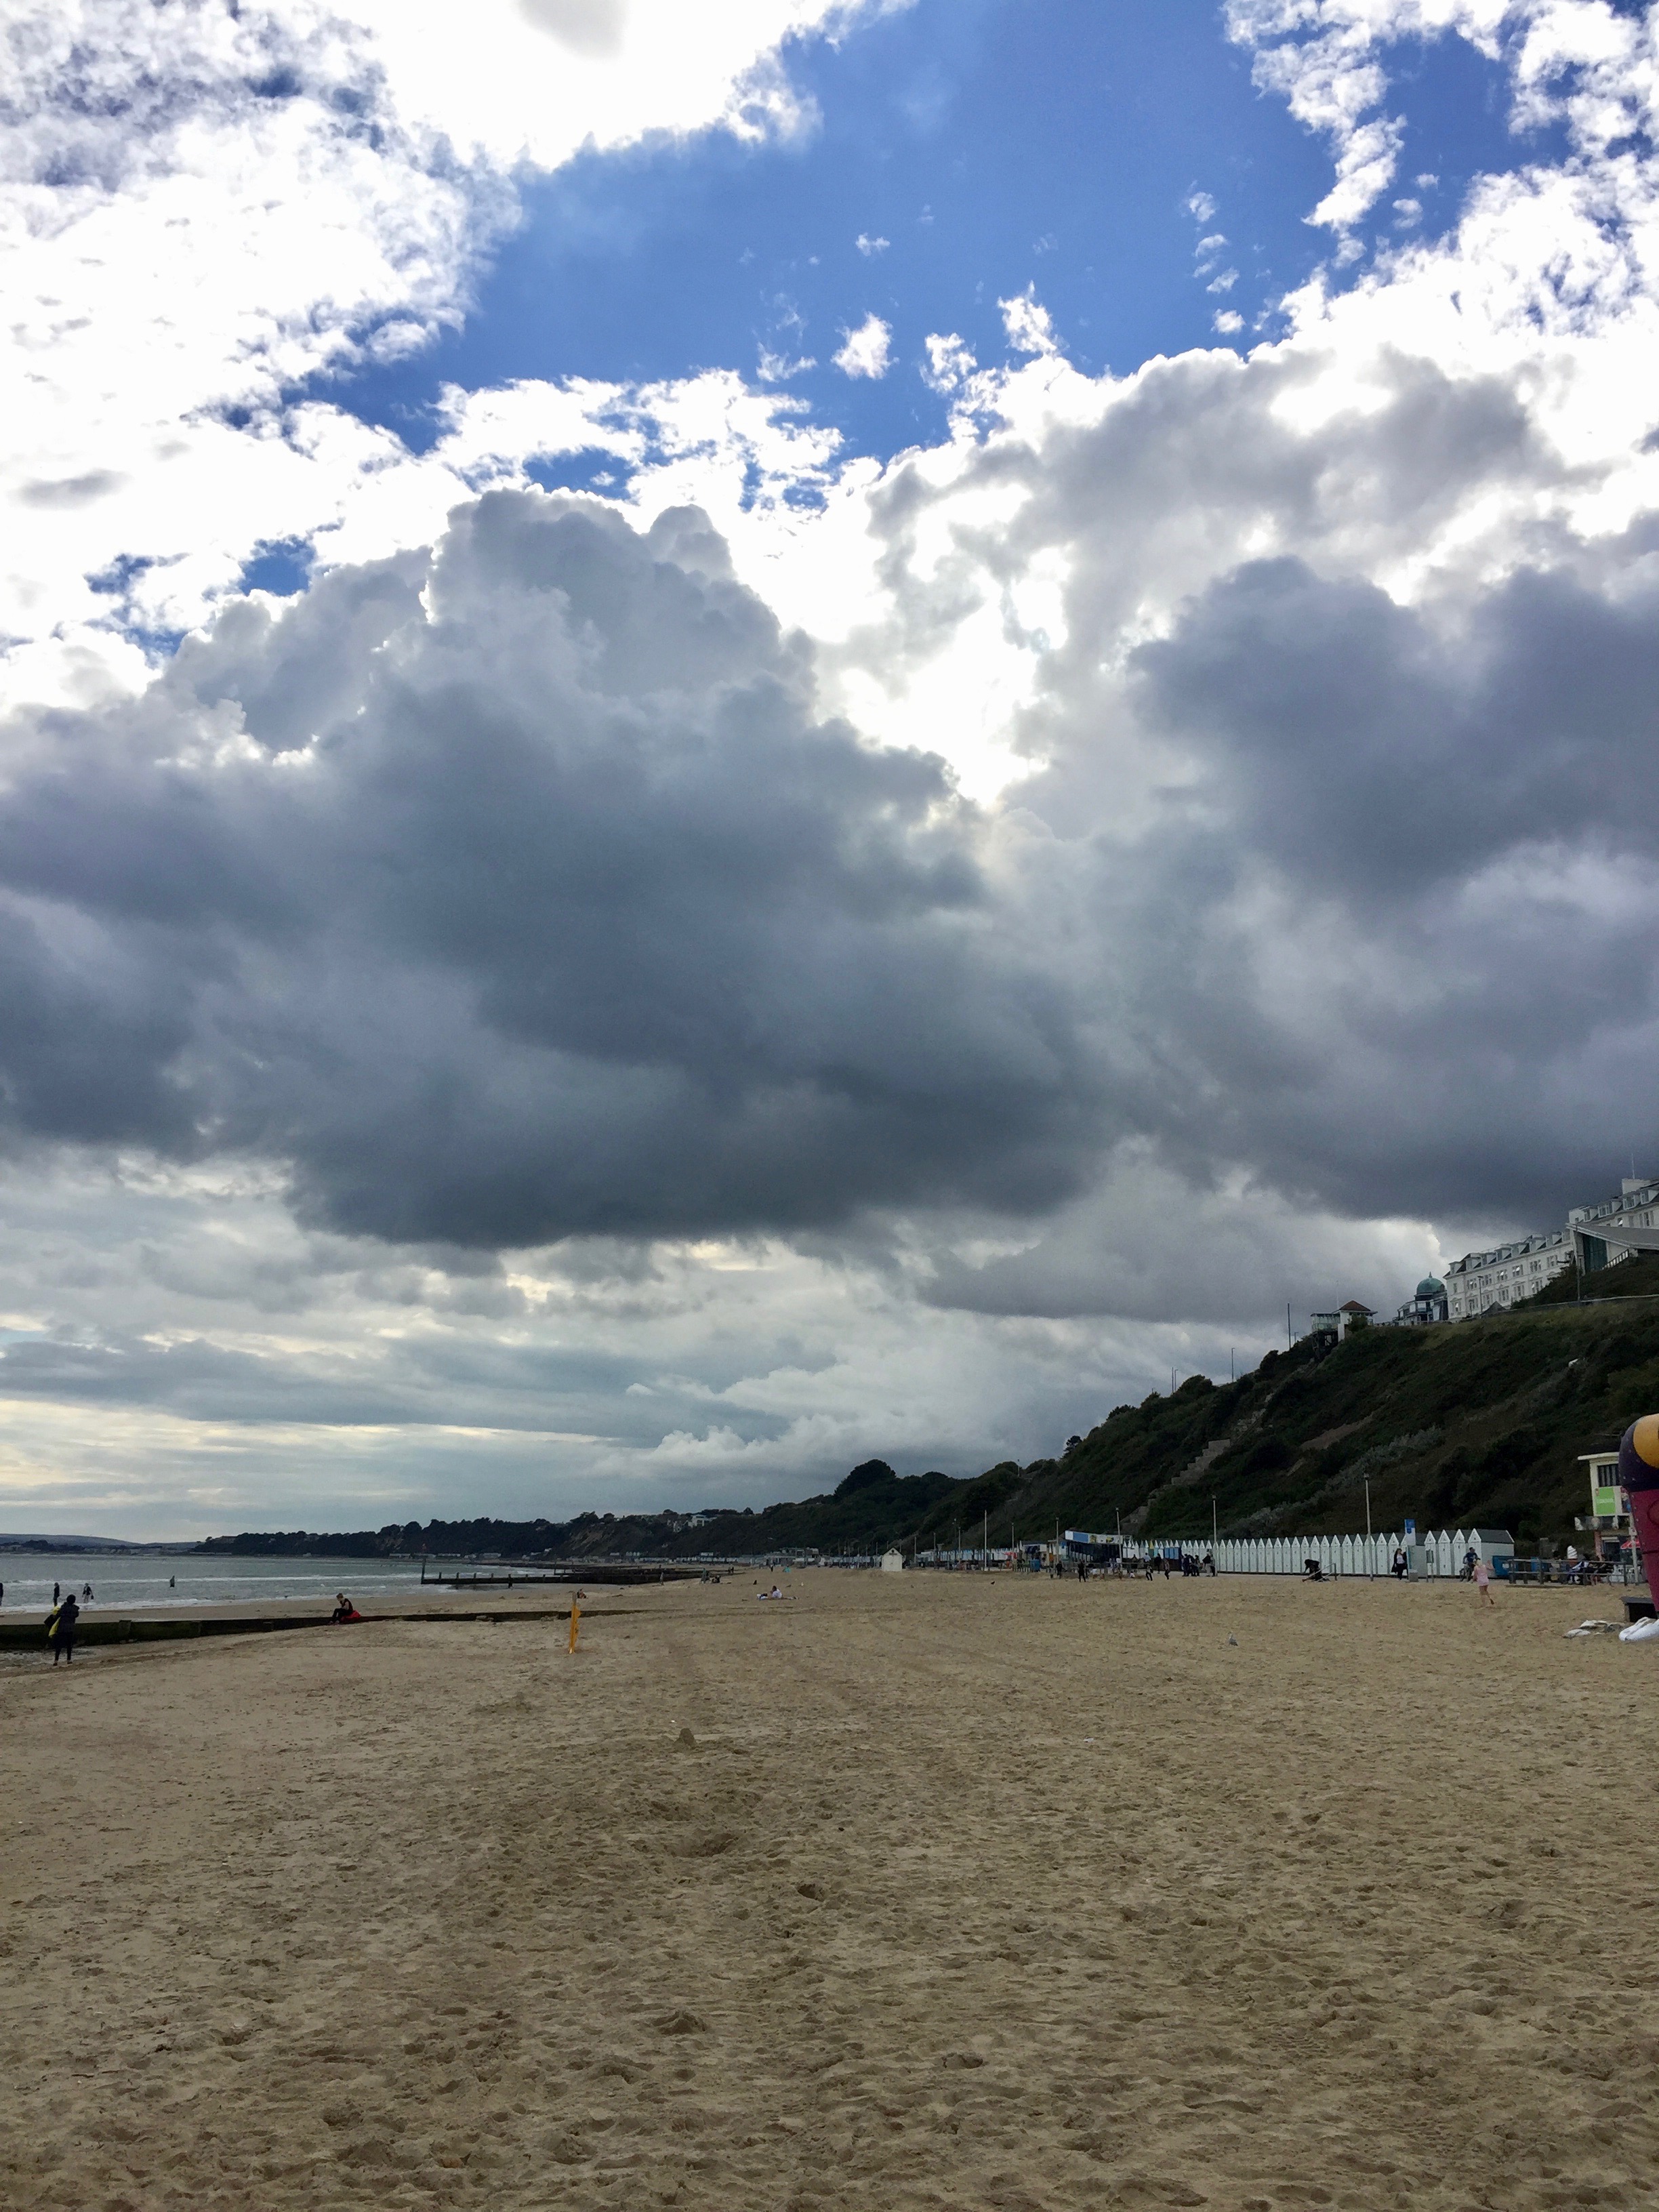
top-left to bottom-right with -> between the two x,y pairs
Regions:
1225,0 -> 1659,235
0,0 -> 882,711
832,313 -> 894,377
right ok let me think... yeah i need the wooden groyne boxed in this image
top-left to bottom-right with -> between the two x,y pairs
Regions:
0,1605 -> 631,1652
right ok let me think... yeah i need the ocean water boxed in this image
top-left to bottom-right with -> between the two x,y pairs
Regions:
0,1551 -> 433,1614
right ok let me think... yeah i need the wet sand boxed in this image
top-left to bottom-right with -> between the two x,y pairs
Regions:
1,1570 -> 1652,2211
0,1580 -> 609,1627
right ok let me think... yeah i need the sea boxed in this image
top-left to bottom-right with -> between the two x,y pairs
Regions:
0,1550 -> 432,1614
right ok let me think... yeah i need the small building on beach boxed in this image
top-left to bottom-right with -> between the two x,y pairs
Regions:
1575,1452 -> 1632,1561
880,1548 -> 905,1572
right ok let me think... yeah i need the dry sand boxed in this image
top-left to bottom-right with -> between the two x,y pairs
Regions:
1,1570 -> 1654,2211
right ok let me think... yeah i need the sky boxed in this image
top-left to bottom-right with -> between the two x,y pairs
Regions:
3,0 -> 1659,1536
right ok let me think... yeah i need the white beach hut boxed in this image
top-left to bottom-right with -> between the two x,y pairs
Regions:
880,1548 -> 905,1572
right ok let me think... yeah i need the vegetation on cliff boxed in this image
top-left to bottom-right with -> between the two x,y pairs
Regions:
911,1277 -> 1659,1551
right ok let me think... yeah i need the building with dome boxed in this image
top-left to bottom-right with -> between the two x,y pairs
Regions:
1392,1276 -> 1448,1326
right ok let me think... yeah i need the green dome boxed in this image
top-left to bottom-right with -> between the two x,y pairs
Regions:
1416,1277 -> 1445,1298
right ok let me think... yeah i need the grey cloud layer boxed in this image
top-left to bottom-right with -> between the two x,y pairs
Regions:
0,493 -> 1099,1247
5,337 -> 1658,1338
1134,556 -> 1659,897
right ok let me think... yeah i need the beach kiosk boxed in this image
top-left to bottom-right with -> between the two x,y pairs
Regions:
880,1547 -> 905,1573
1576,1452 -> 1632,1563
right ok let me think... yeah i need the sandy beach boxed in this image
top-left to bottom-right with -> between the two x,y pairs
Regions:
1,1570 -> 1654,2211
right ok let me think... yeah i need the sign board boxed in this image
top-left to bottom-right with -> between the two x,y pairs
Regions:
1404,1518 -> 1416,1538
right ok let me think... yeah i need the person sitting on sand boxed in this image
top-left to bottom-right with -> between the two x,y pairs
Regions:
50,1590 -> 80,1664
329,1594 -> 363,1624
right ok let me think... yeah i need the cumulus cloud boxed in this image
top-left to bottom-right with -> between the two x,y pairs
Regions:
0,492 -> 1103,1250
920,332 -> 978,392
0,0 -> 875,708
832,314 -> 894,378
1000,287 -> 1059,356
1225,1 -> 1659,241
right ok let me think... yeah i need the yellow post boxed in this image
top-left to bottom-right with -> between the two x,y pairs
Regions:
568,1601 -> 580,1654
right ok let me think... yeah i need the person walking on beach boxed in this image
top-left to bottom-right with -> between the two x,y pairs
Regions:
53,1580 -> 60,1605
1472,1555 -> 1495,1609
50,1590 -> 80,1664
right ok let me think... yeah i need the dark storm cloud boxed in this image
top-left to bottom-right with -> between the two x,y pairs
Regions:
1133,557 -> 1659,897
6,413 -> 1659,1329
1084,550 -> 1659,1236
0,491 -> 1103,1246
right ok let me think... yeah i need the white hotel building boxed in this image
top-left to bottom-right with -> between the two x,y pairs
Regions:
1443,1174 -> 1659,1320
1443,1231 -> 1572,1319
1568,1174 -> 1659,1275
